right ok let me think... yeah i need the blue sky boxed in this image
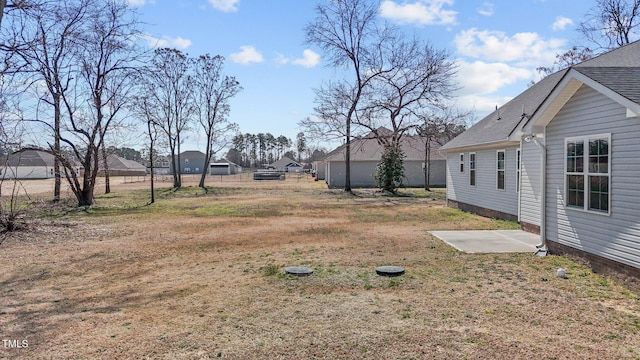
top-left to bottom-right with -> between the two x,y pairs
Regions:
128,0 -> 595,152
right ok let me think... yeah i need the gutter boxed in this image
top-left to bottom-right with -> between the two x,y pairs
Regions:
530,134 -> 547,256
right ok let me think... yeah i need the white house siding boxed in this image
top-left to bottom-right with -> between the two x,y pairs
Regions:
545,85 -> 640,270
1,166 -> 53,179
326,160 -> 445,188
519,140 -> 542,230
446,146 -> 519,219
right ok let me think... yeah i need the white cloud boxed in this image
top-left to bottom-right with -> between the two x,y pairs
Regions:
477,2 -> 494,16
208,0 -> 239,12
292,49 -> 321,68
230,46 -> 264,65
126,0 -> 154,6
455,60 -> 532,96
379,0 -> 457,26
455,94 -> 513,120
552,16 -> 573,31
141,34 -> 192,50
454,28 -> 566,66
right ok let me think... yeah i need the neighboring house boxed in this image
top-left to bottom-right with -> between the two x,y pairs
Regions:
270,156 -> 304,173
441,41 -> 640,277
100,154 -> 147,177
142,155 -> 171,175
319,132 -> 445,189
171,150 -> 206,175
209,159 -> 242,175
1,149 -> 57,179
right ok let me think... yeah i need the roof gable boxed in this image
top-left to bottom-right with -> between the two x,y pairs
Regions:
180,150 -> 206,159
270,156 -> 302,168
6,150 -> 55,167
529,67 -> 640,129
441,70 -> 567,151
442,40 -> 640,151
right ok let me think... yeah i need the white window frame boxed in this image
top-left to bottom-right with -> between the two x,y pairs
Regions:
564,133 -> 611,215
516,148 -> 521,193
496,150 -> 506,190
469,152 -> 476,187
459,153 -> 464,173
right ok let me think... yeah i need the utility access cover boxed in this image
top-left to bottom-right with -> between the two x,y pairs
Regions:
375,266 -> 405,277
284,266 -> 313,277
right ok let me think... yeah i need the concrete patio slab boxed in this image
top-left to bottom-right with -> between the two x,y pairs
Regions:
429,230 -> 540,254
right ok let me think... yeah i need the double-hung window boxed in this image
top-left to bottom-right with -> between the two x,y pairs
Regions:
496,150 -> 506,190
469,152 -> 476,186
459,153 -> 464,173
565,134 -> 610,213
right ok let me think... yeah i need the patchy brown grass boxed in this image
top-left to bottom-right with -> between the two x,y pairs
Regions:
1,175 -> 640,359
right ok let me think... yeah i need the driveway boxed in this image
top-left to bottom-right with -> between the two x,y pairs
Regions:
429,230 -> 540,254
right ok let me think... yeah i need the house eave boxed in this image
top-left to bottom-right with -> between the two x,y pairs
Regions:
526,68 -> 640,132
440,140 -> 520,153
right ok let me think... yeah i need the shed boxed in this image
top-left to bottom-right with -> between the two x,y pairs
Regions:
209,160 -> 242,175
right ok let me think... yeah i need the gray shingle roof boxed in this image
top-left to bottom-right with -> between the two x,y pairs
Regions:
441,70 -> 567,150
573,67 -> 640,105
103,154 -> 146,171
323,135 -> 444,162
6,149 -> 55,167
442,40 -> 640,151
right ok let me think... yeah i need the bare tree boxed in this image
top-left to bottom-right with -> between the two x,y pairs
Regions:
417,108 -> 468,191
81,0 -> 143,199
305,0 -> 384,193
193,54 -> 241,188
131,95 -> 160,203
7,0 -> 144,206
299,81 -> 355,143
139,48 -> 195,188
6,0 -> 90,202
0,0 -> 38,29
358,36 -> 456,149
535,46 -> 594,79
295,132 -> 306,163
579,0 -> 640,50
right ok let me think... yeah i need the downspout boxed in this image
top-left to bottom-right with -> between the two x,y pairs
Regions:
533,135 -> 547,256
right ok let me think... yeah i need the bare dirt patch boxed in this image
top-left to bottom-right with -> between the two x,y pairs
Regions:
1,176 -> 640,359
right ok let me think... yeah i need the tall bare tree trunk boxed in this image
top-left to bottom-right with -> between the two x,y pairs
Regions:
101,140 -> 110,194
424,136 -> 431,191
53,96 -> 61,202
148,121 -> 155,204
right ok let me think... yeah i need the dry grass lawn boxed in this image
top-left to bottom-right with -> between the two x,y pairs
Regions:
1,174 -> 640,359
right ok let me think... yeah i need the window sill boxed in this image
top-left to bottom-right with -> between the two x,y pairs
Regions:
565,205 -> 611,217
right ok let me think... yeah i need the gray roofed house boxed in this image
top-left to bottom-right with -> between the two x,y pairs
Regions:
440,40 -> 640,279
270,156 -> 304,173
319,132 -> 446,188
1,149 -> 57,179
100,154 -> 147,176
